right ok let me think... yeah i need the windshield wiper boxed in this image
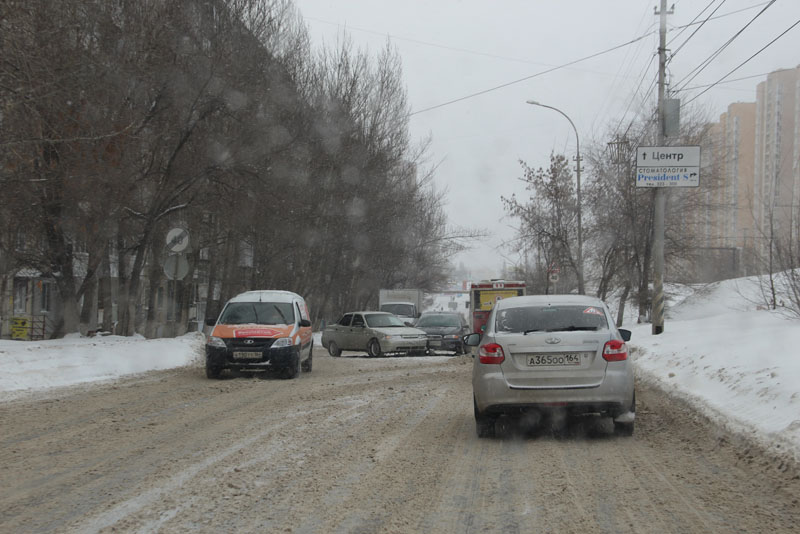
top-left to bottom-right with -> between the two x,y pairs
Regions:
523,329 -> 543,335
545,326 -> 599,332
273,305 -> 289,324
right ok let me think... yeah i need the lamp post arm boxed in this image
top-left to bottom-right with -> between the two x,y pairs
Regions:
526,99 -> 584,294
527,102 -> 579,154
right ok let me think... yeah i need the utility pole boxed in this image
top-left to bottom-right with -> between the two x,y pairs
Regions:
652,0 -> 673,335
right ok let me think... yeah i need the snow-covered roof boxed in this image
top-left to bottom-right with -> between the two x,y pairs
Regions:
14,269 -> 43,279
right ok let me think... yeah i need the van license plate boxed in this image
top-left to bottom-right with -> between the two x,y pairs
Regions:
527,354 -> 582,366
234,351 -> 262,359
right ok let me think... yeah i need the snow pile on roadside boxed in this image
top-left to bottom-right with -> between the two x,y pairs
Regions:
0,332 -> 205,397
627,276 -> 800,462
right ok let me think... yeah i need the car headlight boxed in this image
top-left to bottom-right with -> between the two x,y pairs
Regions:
271,337 -> 293,348
207,336 -> 226,349
444,335 -> 459,339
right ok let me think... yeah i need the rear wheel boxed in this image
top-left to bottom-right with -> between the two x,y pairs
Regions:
474,396 -> 496,438
367,338 -> 383,358
301,342 -> 313,372
614,391 -> 635,437
614,420 -> 634,436
327,341 -> 341,357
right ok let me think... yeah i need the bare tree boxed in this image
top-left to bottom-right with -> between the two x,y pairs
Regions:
504,154 -> 582,294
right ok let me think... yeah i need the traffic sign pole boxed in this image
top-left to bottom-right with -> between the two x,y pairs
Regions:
652,0 -> 672,335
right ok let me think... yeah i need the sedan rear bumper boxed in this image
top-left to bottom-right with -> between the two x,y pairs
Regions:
426,336 -> 462,352
474,365 -> 634,417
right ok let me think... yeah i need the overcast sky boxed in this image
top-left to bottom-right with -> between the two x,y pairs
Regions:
295,0 -> 799,280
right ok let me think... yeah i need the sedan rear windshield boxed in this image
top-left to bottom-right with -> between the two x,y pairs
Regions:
219,302 -> 295,325
495,305 -> 609,333
416,314 -> 461,327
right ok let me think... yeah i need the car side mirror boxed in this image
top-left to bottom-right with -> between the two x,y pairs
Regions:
463,333 -> 481,347
205,317 -> 217,326
619,328 -> 631,341
299,319 -> 312,328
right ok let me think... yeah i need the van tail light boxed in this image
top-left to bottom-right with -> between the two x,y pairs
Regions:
603,339 -> 628,362
478,343 -> 505,364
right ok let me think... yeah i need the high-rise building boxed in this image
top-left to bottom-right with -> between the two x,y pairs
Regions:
712,102 -> 757,272
753,66 -> 800,265
703,66 -> 799,278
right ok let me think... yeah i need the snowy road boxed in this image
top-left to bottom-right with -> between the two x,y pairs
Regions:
2,347 -> 798,533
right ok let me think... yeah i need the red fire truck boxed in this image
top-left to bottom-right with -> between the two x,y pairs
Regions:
468,280 -> 527,333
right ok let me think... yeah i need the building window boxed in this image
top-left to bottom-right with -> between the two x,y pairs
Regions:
40,281 -> 52,312
15,230 -> 25,252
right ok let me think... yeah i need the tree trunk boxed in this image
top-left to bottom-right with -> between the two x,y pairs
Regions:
121,237 -> 150,336
616,281 -> 631,327
99,242 -> 115,333
145,241 -> 162,338
79,275 -> 97,335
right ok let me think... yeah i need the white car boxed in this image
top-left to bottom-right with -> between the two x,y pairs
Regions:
465,294 -> 635,438
322,311 -> 428,357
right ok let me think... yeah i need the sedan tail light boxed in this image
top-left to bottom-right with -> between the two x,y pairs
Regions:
603,339 -> 628,362
478,343 -> 505,364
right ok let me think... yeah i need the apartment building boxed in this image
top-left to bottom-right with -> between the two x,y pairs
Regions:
711,102 -> 757,272
753,66 -> 800,265
704,66 -> 799,278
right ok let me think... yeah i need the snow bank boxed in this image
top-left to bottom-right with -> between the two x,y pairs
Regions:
0,332 -> 205,396
627,276 -> 800,462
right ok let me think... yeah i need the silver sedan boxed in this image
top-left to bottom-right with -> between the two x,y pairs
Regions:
465,294 -> 635,438
322,311 -> 429,357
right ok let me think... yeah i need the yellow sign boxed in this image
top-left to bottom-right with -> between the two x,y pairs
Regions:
475,290 -> 520,312
11,316 -> 30,340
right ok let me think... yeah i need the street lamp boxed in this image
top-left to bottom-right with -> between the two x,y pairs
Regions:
526,100 -> 585,295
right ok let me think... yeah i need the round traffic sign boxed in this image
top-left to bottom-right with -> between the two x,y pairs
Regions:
166,227 -> 190,253
164,253 -> 190,280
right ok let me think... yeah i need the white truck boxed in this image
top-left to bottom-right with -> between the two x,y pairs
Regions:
378,289 -> 424,321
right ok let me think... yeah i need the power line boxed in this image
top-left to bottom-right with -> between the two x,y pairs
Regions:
303,15 -> 579,70
616,1 -> 774,138
408,30 -> 656,117
667,0 -> 723,50
612,55 -> 658,138
685,18 -> 800,105
674,1 -> 776,93
304,2 -> 772,64
678,71 -> 771,92
589,4 -> 655,135
669,1 -> 773,33
669,0 -> 728,59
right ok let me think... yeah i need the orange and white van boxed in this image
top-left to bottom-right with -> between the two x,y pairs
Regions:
204,290 -> 313,379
